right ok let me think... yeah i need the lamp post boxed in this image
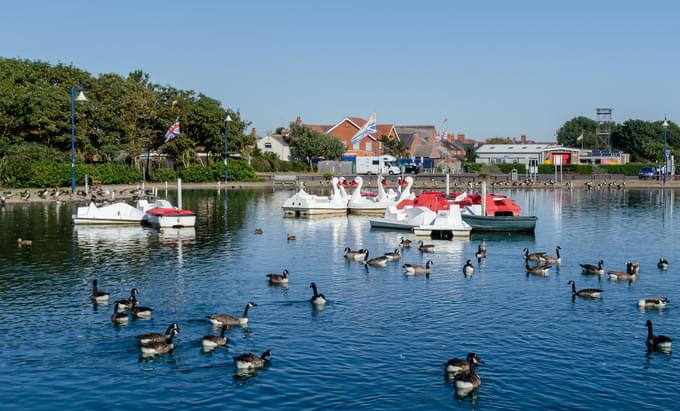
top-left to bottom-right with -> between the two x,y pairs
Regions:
224,113 -> 232,182
663,118 -> 669,184
70,87 -> 87,192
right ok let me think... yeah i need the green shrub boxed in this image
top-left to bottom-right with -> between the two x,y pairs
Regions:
496,163 -> 526,174
179,165 -> 214,182
151,168 -> 177,182
463,162 -> 482,173
291,161 -> 308,172
251,156 -> 272,172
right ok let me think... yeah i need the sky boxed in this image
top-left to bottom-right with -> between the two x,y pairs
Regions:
2,0 -> 679,140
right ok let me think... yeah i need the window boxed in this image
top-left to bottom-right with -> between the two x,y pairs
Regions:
365,142 -> 372,151
372,160 -> 380,165
264,142 -> 272,148
353,142 -> 360,150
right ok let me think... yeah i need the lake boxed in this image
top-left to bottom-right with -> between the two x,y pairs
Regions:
0,187 -> 678,410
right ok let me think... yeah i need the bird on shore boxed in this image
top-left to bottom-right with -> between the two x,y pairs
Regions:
657,258 -> 669,270
91,279 -> 110,304
580,260 -> 604,275
463,260 -> 475,277
638,297 -> 669,309
266,269 -> 289,285
137,323 -> 180,345
567,280 -> 602,298
202,325 -> 228,350
646,320 -> 672,351
16,238 -> 32,246
234,350 -> 272,370
21,190 -> 30,201
210,302 -> 257,326
309,282 -> 327,306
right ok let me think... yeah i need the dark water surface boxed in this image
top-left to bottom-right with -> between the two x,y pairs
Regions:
0,188 -> 678,410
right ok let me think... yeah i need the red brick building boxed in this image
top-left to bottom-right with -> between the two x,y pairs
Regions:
301,116 -> 400,157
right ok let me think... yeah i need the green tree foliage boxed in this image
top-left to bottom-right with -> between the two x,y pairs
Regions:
556,116 -> 597,148
288,123 -> 345,162
485,137 -> 514,144
379,135 -> 408,157
0,58 -> 253,179
611,119 -> 680,162
464,146 -> 477,163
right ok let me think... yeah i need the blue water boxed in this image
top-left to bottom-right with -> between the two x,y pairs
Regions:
0,188 -> 678,409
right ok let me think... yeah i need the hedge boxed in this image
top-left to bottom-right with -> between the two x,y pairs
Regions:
12,161 -> 142,188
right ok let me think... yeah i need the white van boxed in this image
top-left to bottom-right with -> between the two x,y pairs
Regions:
356,155 -> 401,175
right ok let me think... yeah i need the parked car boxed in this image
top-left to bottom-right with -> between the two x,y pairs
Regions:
404,163 -> 421,174
638,166 -> 657,180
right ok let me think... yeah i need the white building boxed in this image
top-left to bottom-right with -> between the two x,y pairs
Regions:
256,135 -> 291,161
476,143 -> 559,165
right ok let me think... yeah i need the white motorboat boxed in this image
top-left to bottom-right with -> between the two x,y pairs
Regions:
282,177 -> 349,217
73,199 -> 195,228
370,191 -> 471,238
143,199 -> 196,228
347,176 -> 414,215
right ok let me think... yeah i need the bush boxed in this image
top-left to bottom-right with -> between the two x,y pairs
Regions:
496,163 -> 526,174
603,163 -> 655,176
151,168 -> 177,182
463,162 -> 482,173
179,165 -> 214,183
251,156 -> 273,172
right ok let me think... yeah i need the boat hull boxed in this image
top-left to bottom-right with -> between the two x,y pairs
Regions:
145,214 -> 196,228
462,214 -> 537,232
282,207 -> 348,217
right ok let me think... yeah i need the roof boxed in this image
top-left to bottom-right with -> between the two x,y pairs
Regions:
399,132 -> 419,147
396,125 -> 437,143
476,143 -> 558,154
260,134 -> 289,146
305,124 -> 333,133
413,144 -> 439,158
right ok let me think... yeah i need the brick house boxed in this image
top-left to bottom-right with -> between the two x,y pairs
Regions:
301,116 -> 400,157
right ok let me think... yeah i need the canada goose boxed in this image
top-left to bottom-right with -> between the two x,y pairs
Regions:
202,325 -> 228,350
446,352 -> 483,376
638,297 -> 669,308
463,259 -> 475,277
403,260 -> 433,276
646,320 -> 672,351
111,303 -> 129,324
525,261 -> 551,276
234,350 -> 272,370
658,258 -> 669,270
266,269 -> 289,284
627,261 -> 640,274
16,238 -> 32,246
344,247 -> 368,261
309,282 -> 327,305
418,241 -> 435,253
541,246 -> 562,264
384,249 -> 401,260
363,250 -> 388,267
254,228 -> 263,235
140,328 -> 179,356
114,288 -> 136,311
453,353 -> 482,391
580,260 -> 604,275
130,298 -> 153,319
607,270 -> 636,281
210,302 -> 257,326
475,244 -> 486,260
567,280 -> 602,298
400,237 -> 412,248
287,233 -> 296,241
137,323 -> 180,345
91,279 -> 110,304
523,247 -> 546,261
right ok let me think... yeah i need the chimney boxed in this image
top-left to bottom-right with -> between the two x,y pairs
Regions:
295,116 -> 302,125
251,128 -> 257,138
520,134 -> 527,144
457,133 -> 465,142
448,133 -> 453,143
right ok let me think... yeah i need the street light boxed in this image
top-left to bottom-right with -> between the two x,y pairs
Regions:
71,87 -> 87,192
663,117 -> 669,184
224,112 -> 232,182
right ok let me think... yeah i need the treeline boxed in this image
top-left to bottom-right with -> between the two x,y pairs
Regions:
557,116 -> 680,162
0,57 -> 260,186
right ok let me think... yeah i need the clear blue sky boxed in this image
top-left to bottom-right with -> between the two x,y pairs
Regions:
2,0 -> 678,140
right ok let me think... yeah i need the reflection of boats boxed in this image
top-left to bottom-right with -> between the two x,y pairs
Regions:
369,191 -> 471,238
282,177 -> 349,217
73,199 -> 196,227
75,225 -> 150,242
347,176 -> 414,215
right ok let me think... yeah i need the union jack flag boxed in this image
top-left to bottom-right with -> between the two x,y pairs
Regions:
351,112 -> 377,145
164,118 -> 181,143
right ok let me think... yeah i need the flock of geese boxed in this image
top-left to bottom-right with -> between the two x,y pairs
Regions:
88,230 -> 674,395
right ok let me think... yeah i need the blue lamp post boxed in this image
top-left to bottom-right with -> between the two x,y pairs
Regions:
70,87 -> 87,192
224,113 -> 232,182
662,118 -> 669,184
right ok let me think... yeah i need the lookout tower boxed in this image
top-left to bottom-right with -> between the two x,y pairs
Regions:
595,108 -> 613,150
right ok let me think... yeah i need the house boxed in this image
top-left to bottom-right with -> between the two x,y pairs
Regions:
398,132 -> 422,156
396,125 -> 437,145
257,134 -> 291,161
302,115 -> 400,157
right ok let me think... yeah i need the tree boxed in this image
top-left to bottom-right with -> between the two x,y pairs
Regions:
288,123 -> 344,162
611,119 -> 680,162
485,137 -> 514,144
556,116 -> 597,148
379,135 -> 408,157
464,146 -> 477,163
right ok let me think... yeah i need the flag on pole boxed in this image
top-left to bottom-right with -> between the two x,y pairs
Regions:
576,133 -> 583,142
164,118 -> 181,143
351,112 -> 377,145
